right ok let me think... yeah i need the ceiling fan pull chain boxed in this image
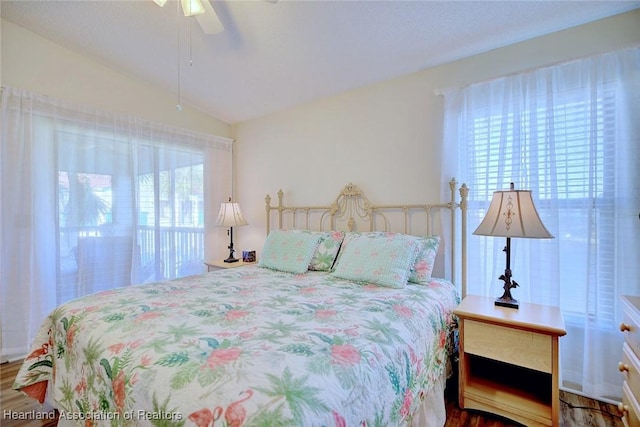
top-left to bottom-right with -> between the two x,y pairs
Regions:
176,0 -> 182,112
189,15 -> 194,67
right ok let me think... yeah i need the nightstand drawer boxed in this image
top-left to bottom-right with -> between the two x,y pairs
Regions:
464,319 -> 552,373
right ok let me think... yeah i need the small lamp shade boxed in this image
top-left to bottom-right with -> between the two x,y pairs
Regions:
216,202 -> 248,228
473,189 -> 553,239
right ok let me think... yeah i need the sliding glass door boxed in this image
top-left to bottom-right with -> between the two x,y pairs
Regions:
56,135 -> 206,305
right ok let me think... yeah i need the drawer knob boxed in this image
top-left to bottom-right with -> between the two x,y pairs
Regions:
620,323 -> 632,332
619,362 -> 630,373
618,402 -> 629,415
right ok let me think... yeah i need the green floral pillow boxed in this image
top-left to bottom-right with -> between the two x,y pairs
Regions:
288,230 -> 345,271
309,231 -> 345,271
408,236 -> 441,285
258,230 -> 321,274
330,232 -> 420,288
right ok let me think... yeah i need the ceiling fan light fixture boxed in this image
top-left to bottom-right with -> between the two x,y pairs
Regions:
181,0 -> 206,17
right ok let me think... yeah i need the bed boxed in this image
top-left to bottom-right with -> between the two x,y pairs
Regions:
13,179 -> 469,427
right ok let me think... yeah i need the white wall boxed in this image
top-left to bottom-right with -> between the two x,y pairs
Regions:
1,19 -> 231,137
232,9 -> 640,257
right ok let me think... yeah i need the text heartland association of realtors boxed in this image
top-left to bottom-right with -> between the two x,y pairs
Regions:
3,409 -> 183,421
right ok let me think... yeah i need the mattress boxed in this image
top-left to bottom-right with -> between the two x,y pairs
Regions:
13,266 -> 459,426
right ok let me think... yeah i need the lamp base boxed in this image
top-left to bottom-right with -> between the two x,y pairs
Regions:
224,227 -> 238,263
495,296 -> 519,309
496,264 -> 519,309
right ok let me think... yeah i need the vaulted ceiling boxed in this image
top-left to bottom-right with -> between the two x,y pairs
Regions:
2,1 -> 638,124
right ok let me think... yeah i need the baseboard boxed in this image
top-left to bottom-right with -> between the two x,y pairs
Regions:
560,386 -> 620,406
0,351 -> 26,364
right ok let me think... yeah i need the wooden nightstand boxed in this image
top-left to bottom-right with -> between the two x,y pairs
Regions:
454,295 -> 566,426
204,259 -> 256,272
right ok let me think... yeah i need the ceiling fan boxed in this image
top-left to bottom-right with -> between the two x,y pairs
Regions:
153,0 -> 224,35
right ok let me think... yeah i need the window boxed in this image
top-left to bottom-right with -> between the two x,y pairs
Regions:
466,90 -> 616,319
58,172 -> 113,230
443,46 -> 639,400
137,155 -> 205,284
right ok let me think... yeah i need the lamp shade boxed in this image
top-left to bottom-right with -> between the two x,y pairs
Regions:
473,188 -> 553,239
216,202 -> 248,228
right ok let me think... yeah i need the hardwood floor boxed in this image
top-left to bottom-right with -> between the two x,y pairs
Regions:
1,360 -> 58,427
2,359 -> 624,426
443,378 -> 624,427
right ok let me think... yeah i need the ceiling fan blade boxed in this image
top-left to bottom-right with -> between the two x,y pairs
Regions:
196,0 -> 224,35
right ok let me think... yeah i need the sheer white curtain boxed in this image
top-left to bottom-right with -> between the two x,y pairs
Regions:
442,46 -> 640,401
0,87 -> 232,361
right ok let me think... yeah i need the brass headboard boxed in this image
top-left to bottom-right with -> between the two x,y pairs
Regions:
265,178 -> 469,297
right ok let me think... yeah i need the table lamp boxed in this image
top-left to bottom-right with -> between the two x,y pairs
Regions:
216,198 -> 248,263
473,183 -> 553,308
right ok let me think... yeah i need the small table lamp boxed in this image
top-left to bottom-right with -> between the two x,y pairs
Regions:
473,183 -> 553,308
216,198 -> 248,263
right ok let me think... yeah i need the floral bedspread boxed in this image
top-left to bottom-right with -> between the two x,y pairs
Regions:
14,266 -> 459,427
